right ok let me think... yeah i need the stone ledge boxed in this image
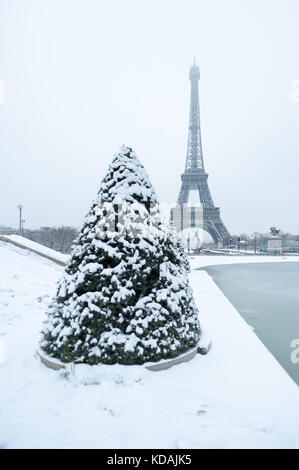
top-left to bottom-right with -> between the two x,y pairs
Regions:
37,349 -> 66,371
37,340 -> 211,373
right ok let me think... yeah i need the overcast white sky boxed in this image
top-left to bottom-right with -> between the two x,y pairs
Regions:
0,0 -> 299,234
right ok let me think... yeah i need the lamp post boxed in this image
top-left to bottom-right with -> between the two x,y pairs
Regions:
17,205 -> 23,236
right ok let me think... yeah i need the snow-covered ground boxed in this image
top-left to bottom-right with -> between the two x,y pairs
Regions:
0,241 -> 299,449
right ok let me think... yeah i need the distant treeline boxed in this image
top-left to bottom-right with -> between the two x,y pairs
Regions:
0,225 -> 79,253
1,225 -> 299,252
229,232 -> 299,249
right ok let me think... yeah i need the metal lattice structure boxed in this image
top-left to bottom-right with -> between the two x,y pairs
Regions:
171,60 -> 230,244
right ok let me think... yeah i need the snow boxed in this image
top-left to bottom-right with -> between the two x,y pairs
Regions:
189,253 -> 299,270
2,235 -> 69,265
0,242 -> 299,448
98,146 -> 158,205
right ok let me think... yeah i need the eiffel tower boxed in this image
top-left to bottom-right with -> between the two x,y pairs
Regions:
171,60 -> 230,244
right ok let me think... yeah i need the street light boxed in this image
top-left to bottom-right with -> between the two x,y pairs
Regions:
17,205 -> 23,236
21,219 -> 25,237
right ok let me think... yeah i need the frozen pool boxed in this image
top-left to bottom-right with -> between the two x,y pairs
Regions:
201,262 -> 299,386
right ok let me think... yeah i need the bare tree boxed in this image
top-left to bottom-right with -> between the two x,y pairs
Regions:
25,226 -> 78,253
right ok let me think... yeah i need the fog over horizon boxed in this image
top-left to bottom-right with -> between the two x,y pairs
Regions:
1,0 -> 299,235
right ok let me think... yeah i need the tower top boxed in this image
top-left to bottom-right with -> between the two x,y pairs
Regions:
185,61 -> 203,171
189,59 -> 200,81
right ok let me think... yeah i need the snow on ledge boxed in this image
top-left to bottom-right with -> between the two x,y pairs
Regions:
189,253 -> 299,270
0,235 -> 69,266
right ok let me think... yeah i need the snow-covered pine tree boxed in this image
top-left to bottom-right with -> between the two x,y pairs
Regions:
180,242 -> 191,272
41,146 -> 200,365
174,231 -> 191,273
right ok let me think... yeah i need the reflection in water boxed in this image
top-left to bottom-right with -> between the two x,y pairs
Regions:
201,262 -> 299,386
